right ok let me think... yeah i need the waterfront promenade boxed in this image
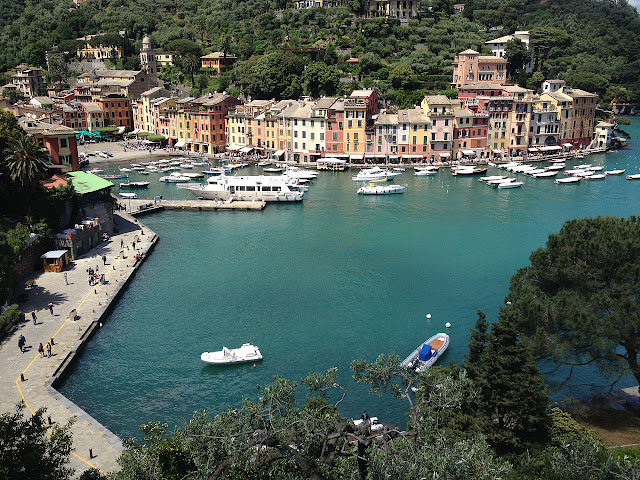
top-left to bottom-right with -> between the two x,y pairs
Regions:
0,211 -> 156,476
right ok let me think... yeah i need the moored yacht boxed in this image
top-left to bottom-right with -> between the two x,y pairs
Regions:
185,175 -> 304,202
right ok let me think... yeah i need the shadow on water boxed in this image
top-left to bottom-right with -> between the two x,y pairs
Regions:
200,361 -> 263,377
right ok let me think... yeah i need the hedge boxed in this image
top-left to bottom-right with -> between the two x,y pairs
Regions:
0,304 -> 22,337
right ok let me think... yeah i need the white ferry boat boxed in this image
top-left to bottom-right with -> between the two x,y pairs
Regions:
185,175 -> 304,202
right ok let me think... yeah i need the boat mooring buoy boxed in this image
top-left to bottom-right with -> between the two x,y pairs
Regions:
426,313 -> 431,319
445,322 -> 451,328
253,364 -> 257,368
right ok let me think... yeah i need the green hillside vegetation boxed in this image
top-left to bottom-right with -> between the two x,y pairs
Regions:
2,0 -> 640,105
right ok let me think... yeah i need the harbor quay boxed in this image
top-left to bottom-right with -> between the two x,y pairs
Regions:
0,211 -> 157,476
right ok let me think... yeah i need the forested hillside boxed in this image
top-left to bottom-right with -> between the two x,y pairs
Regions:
1,0 -> 639,103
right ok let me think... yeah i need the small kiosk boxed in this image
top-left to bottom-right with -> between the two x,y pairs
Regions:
41,250 -> 70,273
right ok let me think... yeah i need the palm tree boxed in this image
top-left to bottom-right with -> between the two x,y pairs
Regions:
181,54 -> 200,87
3,134 -> 50,187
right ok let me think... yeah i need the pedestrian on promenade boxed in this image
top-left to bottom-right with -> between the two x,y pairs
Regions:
120,239 -> 124,248
18,335 -> 26,353
38,343 -> 44,357
31,311 -> 37,325
88,275 -> 92,286
48,303 -> 54,315
102,255 -> 107,265
64,272 -> 68,285
46,342 -> 52,357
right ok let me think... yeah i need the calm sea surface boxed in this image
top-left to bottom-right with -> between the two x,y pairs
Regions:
61,120 -> 640,438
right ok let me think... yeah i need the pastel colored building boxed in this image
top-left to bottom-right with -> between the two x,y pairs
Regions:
200,52 -> 237,75
19,118 -> 79,171
452,50 -> 507,89
453,107 -> 489,159
12,65 -> 45,97
486,31 -> 534,73
420,95 -> 459,162
76,35 -> 124,60
95,93 -> 132,128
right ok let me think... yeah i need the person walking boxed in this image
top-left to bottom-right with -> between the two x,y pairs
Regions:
64,272 -> 68,285
18,335 -> 26,353
38,342 -> 44,357
46,342 -> 52,357
48,303 -> 54,315
31,311 -> 37,325
120,239 -> 124,248
102,255 -> 106,265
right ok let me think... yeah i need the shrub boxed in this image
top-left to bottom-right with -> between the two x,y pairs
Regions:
0,304 -> 22,336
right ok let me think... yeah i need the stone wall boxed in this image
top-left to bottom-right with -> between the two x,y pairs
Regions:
77,192 -> 114,235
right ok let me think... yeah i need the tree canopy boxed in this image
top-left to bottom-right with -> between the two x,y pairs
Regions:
506,216 -> 640,389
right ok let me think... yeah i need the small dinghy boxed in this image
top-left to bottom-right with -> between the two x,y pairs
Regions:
401,333 -> 449,372
201,343 -> 263,365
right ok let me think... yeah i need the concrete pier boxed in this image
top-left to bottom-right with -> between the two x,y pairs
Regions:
0,211 -> 157,476
124,198 -> 266,216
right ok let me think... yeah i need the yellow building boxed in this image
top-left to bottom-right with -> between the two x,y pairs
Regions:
76,35 -> 124,60
227,100 -> 275,148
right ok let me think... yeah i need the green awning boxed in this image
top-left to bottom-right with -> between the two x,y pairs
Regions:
66,171 -> 114,195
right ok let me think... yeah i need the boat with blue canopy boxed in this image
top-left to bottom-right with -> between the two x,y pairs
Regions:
401,333 -> 450,372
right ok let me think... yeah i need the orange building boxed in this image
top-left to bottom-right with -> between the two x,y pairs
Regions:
95,93 -> 132,128
452,49 -> 507,89
18,118 -> 79,172
200,52 -> 237,75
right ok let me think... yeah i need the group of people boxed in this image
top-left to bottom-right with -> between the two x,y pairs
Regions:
17,335 -> 53,357
87,265 -> 105,286
37,341 -> 53,357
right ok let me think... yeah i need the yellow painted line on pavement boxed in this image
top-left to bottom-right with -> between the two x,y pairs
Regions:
13,234 -> 141,475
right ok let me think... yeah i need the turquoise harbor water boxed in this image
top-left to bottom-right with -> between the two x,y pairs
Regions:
62,121 -> 640,439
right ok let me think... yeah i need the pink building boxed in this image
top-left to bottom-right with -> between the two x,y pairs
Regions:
452,49 -> 508,89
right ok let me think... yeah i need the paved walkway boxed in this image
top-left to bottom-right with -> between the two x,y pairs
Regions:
0,211 -> 156,476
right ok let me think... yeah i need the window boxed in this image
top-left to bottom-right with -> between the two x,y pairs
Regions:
60,138 -> 68,148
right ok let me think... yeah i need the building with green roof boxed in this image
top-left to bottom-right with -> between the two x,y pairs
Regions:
66,171 -> 115,235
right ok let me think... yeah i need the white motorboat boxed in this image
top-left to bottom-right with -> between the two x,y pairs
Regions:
545,164 -> 565,170
584,174 -> 606,180
564,169 -> 584,175
575,164 -> 592,169
352,166 -> 400,182
479,175 -> 508,182
191,161 -> 210,167
120,192 -> 138,199
495,181 -> 523,189
257,161 -> 271,166
284,166 -> 319,180
486,177 -> 517,185
523,168 -> 546,176
414,167 -> 439,176
357,182 -> 407,195
392,167 -> 405,172
532,171 -> 558,178
605,169 -> 625,175
573,170 -> 596,177
555,176 -> 581,184
590,166 -> 604,171
159,172 -> 191,183
263,166 -> 285,173
549,159 -> 566,164
201,343 -> 263,365
119,167 -> 132,172
182,172 -> 204,179
119,181 -> 150,188
180,163 -> 194,169
626,174 -> 640,180
401,333 -> 449,372
451,167 -> 487,176
186,175 -> 304,202
203,168 -> 225,176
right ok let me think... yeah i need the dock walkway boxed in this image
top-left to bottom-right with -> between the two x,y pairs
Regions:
0,211 -> 157,476
125,198 -> 266,216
